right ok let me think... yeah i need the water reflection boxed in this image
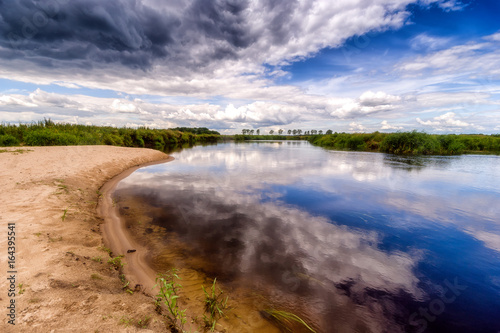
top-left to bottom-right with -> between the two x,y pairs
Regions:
115,141 -> 500,333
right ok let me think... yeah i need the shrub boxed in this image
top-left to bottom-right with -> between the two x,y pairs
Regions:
24,130 -> 79,146
0,134 -> 20,146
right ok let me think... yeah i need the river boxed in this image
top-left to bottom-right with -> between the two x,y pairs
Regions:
113,140 -> 500,333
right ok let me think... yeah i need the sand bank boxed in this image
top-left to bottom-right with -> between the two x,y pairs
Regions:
0,146 -> 170,332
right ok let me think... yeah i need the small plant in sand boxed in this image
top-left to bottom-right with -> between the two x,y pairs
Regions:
61,207 -> 69,221
18,283 -> 26,295
154,269 -> 187,332
261,309 -> 316,333
119,274 -> 134,294
92,256 -> 102,262
136,315 -> 152,328
98,246 -> 113,256
202,278 -> 228,331
108,255 -> 124,271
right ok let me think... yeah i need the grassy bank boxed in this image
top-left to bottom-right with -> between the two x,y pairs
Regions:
307,131 -> 500,155
0,120 -> 221,150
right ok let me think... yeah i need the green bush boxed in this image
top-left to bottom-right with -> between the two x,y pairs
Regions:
0,134 -> 20,146
24,130 -> 79,146
0,120 -> 221,149
380,131 -> 440,155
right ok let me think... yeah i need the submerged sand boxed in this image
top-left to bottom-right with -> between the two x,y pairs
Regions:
0,146 -> 169,332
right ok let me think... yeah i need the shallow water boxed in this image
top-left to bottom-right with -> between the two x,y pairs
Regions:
114,141 -> 500,332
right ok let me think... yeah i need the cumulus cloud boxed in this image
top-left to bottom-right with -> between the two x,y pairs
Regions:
349,122 -> 366,132
416,112 -> 476,130
329,91 -> 402,118
0,94 -> 37,107
29,88 -> 82,108
381,120 -> 403,130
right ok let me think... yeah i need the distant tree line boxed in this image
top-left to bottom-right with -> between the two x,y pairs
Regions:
242,129 -> 333,135
172,127 -> 220,135
236,128 -> 500,155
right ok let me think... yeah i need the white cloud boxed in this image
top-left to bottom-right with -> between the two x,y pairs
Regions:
29,88 -> 82,109
0,95 -> 37,107
381,120 -> 403,130
416,112 -> 472,129
485,31 -> 500,42
52,81 -> 81,89
329,91 -> 402,118
410,33 -> 451,51
397,38 -> 500,79
110,99 -> 139,113
349,122 -> 366,132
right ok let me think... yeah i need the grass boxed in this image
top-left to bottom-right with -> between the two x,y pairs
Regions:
136,315 -> 152,328
154,269 -> 187,332
119,315 -> 152,329
108,255 -> 125,271
0,148 -> 33,154
120,274 -> 134,294
18,283 -> 26,295
202,278 -> 228,331
0,119 -> 221,149
61,207 -> 69,222
91,274 -> 103,280
308,131 -> 500,155
92,256 -> 102,262
98,246 -> 113,256
261,309 -> 316,333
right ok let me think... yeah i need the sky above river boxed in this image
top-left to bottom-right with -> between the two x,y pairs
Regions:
1,0 -> 499,133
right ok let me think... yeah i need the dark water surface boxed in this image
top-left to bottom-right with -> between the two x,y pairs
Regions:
115,141 -> 500,333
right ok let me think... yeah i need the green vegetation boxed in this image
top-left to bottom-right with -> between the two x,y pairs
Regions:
119,315 -> 152,329
120,274 -> 134,294
171,127 -> 220,135
92,256 -> 102,263
18,283 -> 26,295
108,255 -> 125,271
0,119 -> 221,149
61,207 -> 69,222
202,278 -> 228,331
261,309 -> 316,333
154,269 -> 187,332
307,131 -> 500,155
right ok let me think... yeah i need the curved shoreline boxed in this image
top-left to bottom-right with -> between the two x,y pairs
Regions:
0,146 -> 171,332
98,156 -> 175,294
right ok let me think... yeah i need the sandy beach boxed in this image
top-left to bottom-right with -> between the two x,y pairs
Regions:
0,146 -> 170,332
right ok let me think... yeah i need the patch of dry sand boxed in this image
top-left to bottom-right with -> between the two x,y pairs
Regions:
0,146 -> 170,333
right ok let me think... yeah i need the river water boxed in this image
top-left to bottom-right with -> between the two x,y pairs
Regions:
113,141 -> 500,333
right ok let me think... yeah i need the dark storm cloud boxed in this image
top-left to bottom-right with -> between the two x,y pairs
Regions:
186,0 -> 254,49
0,0 -> 259,70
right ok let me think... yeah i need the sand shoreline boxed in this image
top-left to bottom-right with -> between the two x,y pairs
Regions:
0,146 -> 171,332
99,157 -> 175,295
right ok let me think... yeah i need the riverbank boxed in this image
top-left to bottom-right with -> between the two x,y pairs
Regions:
0,146 -> 169,332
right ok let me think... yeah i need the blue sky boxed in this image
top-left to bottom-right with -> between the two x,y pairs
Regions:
0,0 -> 499,133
